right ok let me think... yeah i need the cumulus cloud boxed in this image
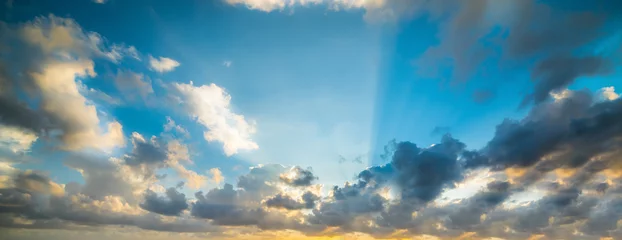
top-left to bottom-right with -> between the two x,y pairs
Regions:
4,8 -> 622,240
0,15 -> 129,151
0,125 -> 38,153
173,82 -> 258,156
140,187 -> 189,216
149,55 -> 180,73
280,166 -> 317,187
598,86 -> 620,101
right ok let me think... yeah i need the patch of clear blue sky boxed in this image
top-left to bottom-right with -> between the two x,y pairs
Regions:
4,0 -> 621,188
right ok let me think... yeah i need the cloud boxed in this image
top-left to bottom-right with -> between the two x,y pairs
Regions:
598,86 -> 620,101
123,132 -> 168,166
224,0 -> 425,22
140,187 -> 189,216
0,169 -> 216,233
120,132 -> 209,190
114,70 -> 154,102
525,56 -> 613,106
4,12 -> 622,240
78,82 -> 123,105
0,15 -> 129,151
93,0 -> 107,4
173,82 -> 259,156
0,125 -> 38,153
280,166 -> 317,187
415,0 -> 622,104
223,60 -> 232,67
265,191 -> 317,210
163,116 -> 190,138
149,55 -> 180,73
209,168 -> 224,184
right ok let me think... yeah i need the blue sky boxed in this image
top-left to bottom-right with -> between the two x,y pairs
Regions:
1,0 -> 622,239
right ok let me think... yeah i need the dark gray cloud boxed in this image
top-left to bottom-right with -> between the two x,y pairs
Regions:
468,90 -> 604,170
0,170 -> 216,233
123,133 -> 168,166
140,187 -> 189,216
391,135 -> 466,202
191,183 -> 265,226
446,181 -> 512,230
265,191 -> 317,210
280,167 -> 317,187
526,55 -> 614,105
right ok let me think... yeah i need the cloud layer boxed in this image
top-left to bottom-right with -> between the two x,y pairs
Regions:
0,1 -> 622,240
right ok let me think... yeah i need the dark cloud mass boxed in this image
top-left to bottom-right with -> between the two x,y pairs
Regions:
265,191 -> 318,210
140,187 -> 189,216
280,166 -> 317,187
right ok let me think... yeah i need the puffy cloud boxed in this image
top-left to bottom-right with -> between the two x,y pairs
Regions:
13,171 -> 65,197
280,166 -> 317,187
173,82 -> 258,156
0,15 -> 129,151
209,168 -> 225,184
123,132 -> 168,166
121,132 -> 209,190
148,55 -> 180,73
598,86 -> 620,101
265,191 -> 318,210
140,187 -> 189,216
0,125 -> 38,153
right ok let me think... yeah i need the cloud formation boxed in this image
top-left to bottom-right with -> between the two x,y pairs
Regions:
0,15 -> 130,151
173,82 -> 259,156
1,3 -> 622,240
149,55 -> 180,73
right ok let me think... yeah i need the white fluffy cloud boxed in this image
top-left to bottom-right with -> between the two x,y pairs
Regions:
173,82 -> 258,156
149,55 -> 180,73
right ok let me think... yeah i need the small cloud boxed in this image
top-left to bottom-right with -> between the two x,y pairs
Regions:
223,60 -> 232,67
149,55 -> 180,73
93,0 -> 107,3
173,82 -> 258,156
597,86 -> 619,101
208,168 -> 224,184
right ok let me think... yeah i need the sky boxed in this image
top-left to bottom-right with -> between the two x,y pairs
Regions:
0,0 -> 621,239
